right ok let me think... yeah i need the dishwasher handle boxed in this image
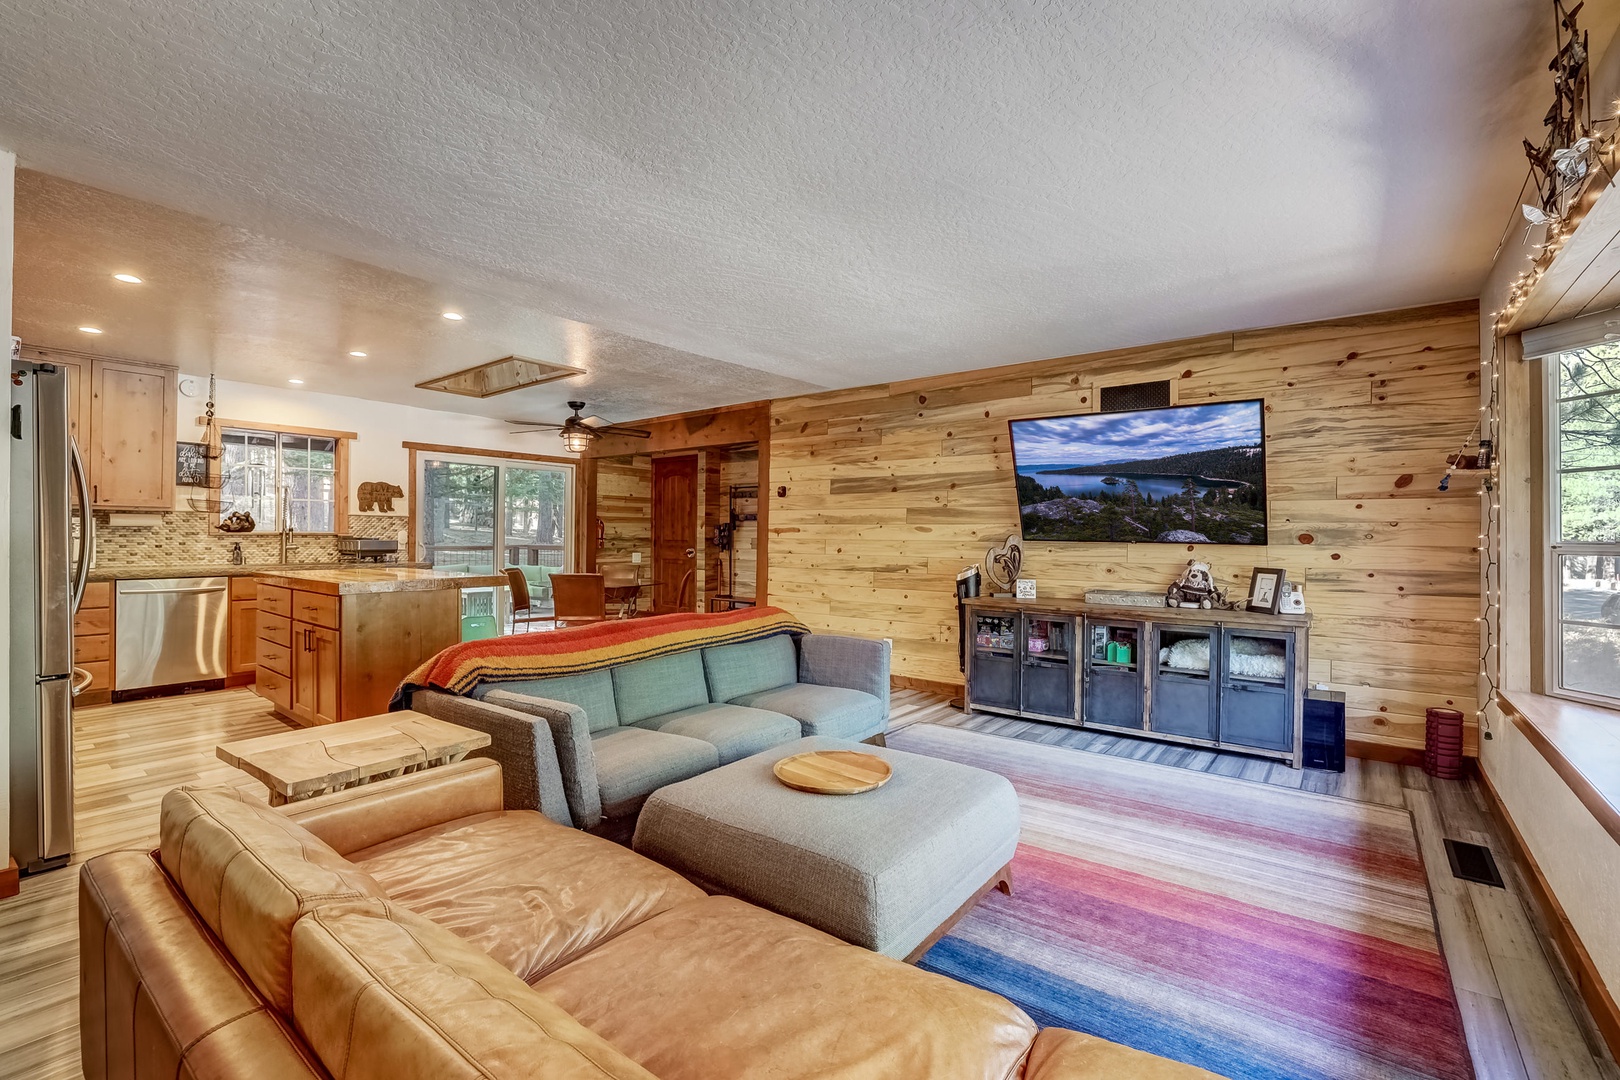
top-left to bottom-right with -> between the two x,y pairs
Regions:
122,584 -> 229,595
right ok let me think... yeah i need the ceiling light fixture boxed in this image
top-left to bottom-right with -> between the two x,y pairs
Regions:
112,273 -> 143,284
561,429 -> 593,454
78,326 -> 103,334
348,350 -> 367,357
441,311 -> 464,321
288,378 -> 304,385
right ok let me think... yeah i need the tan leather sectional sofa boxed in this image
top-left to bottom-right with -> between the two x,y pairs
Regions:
80,757 -> 1214,1079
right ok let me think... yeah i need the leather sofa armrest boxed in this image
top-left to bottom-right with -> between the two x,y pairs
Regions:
479,689 -> 603,830
799,634 -> 891,719
409,690 -> 576,827
1022,1028 -> 1222,1078
281,758 -> 508,853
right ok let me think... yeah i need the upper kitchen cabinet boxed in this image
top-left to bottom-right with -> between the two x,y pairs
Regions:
88,356 -> 176,509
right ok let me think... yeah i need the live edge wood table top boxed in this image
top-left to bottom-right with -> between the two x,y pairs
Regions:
252,566 -> 510,595
216,710 -> 491,805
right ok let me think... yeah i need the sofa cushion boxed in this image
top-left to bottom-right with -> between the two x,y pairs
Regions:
611,650 -> 710,724
589,726 -> 719,817
636,703 -> 801,764
535,896 -> 1037,1080
702,636 -> 798,703
1023,1028 -> 1221,1079
478,670 -> 619,733
158,786 -> 388,1014
291,902 -> 658,1080
730,683 -> 885,740
348,809 -> 704,984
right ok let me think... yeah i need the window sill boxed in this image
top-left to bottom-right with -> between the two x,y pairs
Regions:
1500,689 -> 1620,845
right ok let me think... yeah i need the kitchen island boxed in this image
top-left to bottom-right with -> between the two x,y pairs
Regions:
252,566 -> 506,725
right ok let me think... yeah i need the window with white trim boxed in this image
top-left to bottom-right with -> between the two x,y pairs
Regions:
1547,348 -> 1620,705
219,428 -> 339,533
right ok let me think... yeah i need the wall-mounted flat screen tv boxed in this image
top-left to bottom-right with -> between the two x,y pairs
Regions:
1009,399 -> 1268,545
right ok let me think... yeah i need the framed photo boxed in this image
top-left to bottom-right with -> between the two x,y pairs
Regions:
176,442 -> 211,487
1246,567 -> 1285,614
1015,578 -> 1037,600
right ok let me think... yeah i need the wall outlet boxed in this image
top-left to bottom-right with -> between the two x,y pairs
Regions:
631,551 -> 642,564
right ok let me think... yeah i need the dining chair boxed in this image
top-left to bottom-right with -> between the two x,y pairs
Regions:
550,573 -> 609,627
504,568 -> 550,633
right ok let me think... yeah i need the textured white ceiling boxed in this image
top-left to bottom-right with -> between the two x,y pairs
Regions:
10,170 -> 816,420
0,0 -> 1594,397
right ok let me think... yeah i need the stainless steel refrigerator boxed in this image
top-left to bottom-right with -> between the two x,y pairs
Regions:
9,352 -> 95,873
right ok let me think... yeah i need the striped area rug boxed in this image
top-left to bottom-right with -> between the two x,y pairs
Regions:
894,724 -> 1472,1080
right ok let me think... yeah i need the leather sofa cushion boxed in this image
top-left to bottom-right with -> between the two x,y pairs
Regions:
611,650 -> 709,724
349,809 -> 704,984
158,786 -> 387,1014
291,902 -> 658,1080
702,635 -> 798,703
535,896 -> 1037,1080
1022,1028 -> 1222,1078
477,670 -> 620,733
730,682 -> 885,740
589,726 -> 718,817
635,702 -> 801,764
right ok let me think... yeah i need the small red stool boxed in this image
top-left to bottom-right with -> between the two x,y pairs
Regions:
1424,708 -> 1466,780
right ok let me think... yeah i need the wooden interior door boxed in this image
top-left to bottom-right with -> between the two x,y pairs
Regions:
652,455 -> 698,613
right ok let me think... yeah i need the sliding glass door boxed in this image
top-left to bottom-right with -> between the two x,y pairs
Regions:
417,453 -> 573,617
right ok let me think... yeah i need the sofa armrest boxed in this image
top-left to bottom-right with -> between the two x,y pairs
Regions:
478,689 -> 603,830
409,691 -> 576,828
280,757 -> 508,854
798,634 -> 891,719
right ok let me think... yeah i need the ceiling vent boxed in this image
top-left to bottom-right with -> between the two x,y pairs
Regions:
415,355 -> 585,398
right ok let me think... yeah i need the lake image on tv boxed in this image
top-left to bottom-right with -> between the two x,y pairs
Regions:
1009,401 -> 1268,545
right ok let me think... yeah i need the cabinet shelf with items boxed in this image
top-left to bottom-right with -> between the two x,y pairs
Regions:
964,598 -> 1309,767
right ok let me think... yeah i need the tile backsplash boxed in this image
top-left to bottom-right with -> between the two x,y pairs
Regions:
91,511 -> 410,570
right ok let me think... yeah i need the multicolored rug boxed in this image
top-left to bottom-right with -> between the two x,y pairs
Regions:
894,725 -> 1473,1080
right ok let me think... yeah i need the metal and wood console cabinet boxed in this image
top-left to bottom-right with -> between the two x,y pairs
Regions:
964,598 -> 1310,768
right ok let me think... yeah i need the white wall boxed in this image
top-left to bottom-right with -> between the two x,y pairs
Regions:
2,148 -> 16,861
174,374 -> 578,520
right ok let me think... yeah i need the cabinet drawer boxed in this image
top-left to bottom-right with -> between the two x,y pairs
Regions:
257,585 -> 292,618
229,577 -> 259,601
77,660 -> 111,694
258,611 -> 292,647
256,666 -> 292,713
80,580 -> 112,609
76,633 -> 111,663
291,591 -> 340,630
74,606 -> 112,637
256,637 -> 292,678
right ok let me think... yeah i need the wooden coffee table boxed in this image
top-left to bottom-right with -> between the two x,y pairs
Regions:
216,710 -> 490,806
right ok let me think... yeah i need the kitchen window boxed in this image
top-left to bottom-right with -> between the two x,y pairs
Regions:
219,427 -> 345,533
1545,348 -> 1620,707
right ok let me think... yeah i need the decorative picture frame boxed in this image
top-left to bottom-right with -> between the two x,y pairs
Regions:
1245,567 -> 1285,614
175,441 -> 210,487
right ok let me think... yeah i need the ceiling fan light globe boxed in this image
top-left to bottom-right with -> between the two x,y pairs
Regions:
561,429 -> 593,453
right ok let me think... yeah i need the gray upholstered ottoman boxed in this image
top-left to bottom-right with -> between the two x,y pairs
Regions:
632,735 -> 1020,960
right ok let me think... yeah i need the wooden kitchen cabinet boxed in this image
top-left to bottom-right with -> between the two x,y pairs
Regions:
253,571 -> 470,726
73,580 -> 114,706
227,577 -> 258,686
88,356 -> 176,510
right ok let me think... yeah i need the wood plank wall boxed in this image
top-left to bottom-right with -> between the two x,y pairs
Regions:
596,454 -> 651,564
767,301 -> 1484,752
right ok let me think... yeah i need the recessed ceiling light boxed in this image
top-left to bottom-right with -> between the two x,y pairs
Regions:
441,311 -> 464,321
348,350 -> 367,357
112,273 -> 143,284
288,378 -> 304,385
78,326 -> 103,334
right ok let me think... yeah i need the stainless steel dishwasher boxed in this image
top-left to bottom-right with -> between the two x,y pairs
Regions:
115,578 -> 230,693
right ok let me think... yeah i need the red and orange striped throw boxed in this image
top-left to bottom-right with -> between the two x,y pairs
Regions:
391,606 -> 808,708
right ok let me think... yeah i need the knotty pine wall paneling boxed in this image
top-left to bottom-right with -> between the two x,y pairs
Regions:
767,302 -> 1484,752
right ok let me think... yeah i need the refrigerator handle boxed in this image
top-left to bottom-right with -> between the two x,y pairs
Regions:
70,436 -> 94,613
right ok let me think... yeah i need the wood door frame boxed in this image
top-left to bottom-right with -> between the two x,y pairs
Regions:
580,401 -> 770,603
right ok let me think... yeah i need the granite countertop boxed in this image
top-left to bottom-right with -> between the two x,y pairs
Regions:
252,566 -> 509,595
87,562 -> 430,583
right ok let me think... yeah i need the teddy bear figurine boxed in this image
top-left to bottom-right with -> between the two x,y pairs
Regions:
1165,560 -> 1225,609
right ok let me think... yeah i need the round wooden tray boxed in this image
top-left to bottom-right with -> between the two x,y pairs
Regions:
772,750 -> 893,795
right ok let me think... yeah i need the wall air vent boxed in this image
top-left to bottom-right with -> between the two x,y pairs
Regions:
1100,380 -> 1171,412
415,355 -> 585,399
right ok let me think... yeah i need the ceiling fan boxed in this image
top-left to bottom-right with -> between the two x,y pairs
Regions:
507,401 -> 652,453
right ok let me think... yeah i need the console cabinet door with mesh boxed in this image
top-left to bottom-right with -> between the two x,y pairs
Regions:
1149,624 -> 1219,742
1081,617 -> 1145,730
1217,628 -> 1294,752
966,611 -> 1020,714
1019,614 -> 1076,724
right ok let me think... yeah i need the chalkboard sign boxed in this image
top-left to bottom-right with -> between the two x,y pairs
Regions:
176,442 -> 211,487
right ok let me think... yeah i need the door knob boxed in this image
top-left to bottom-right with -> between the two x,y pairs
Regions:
685,548 -> 695,557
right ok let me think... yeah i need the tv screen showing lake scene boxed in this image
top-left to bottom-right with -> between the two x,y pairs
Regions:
1009,400 -> 1268,545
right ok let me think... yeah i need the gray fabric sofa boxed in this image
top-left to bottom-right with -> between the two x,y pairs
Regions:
412,632 -> 890,830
